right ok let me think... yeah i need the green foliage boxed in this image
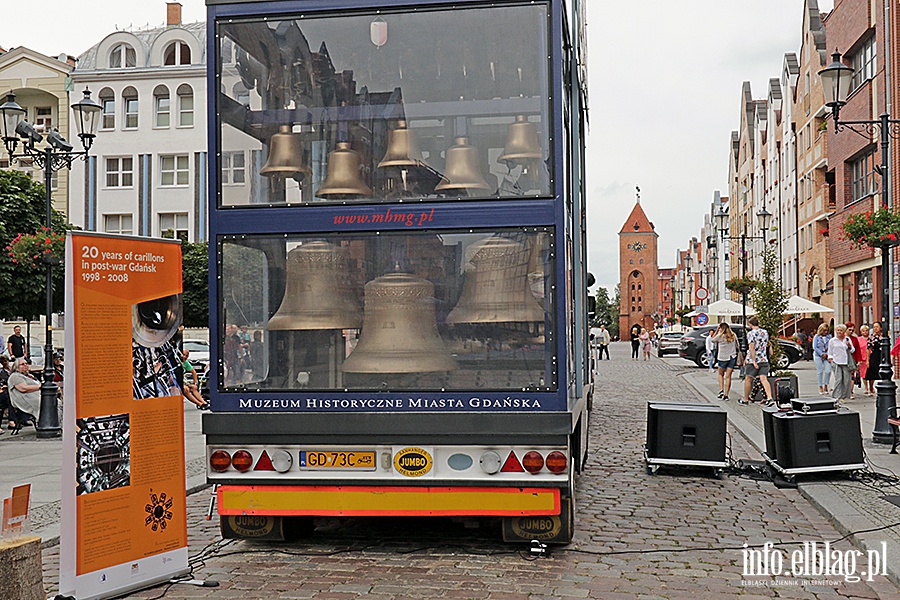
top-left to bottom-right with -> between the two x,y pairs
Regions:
0,170 -> 71,320
751,245 -> 788,364
841,208 -> 900,248
675,305 -> 691,327
592,285 -> 619,338
725,275 -> 757,295
182,241 -> 209,328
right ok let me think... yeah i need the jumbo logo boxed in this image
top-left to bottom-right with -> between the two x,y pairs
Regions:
510,515 -> 562,541
226,515 -> 276,538
393,447 -> 433,477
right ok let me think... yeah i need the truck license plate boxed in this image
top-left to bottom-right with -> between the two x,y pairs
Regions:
299,451 -> 377,470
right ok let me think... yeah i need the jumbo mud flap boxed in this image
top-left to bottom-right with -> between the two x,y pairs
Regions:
220,515 -> 286,541
501,497 -> 572,543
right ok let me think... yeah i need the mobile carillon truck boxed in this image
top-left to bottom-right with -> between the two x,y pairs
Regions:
203,0 -> 591,543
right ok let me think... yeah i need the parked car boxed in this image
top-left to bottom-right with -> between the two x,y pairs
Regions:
678,325 -> 802,369
183,339 -> 210,373
657,332 -> 684,357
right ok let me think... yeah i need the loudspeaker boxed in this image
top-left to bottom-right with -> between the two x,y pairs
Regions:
767,409 -> 864,469
646,402 -> 727,463
762,405 -> 779,462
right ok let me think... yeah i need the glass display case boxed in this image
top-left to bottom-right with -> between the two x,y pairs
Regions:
217,2 -> 552,206
219,228 -> 556,391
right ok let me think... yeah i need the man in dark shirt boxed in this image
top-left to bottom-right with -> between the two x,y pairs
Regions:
7,326 -> 27,361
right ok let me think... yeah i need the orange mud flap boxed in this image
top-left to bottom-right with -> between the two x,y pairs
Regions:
502,496 -> 573,544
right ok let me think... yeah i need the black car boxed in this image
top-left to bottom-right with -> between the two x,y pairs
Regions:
678,325 -> 802,369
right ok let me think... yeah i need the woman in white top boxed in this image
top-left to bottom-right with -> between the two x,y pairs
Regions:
710,323 -> 739,401
827,324 -> 855,402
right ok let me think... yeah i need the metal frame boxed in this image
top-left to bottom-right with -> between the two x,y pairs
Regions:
762,453 -> 865,477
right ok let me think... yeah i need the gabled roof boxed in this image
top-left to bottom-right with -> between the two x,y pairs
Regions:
619,201 -> 657,235
0,46 -> 72,76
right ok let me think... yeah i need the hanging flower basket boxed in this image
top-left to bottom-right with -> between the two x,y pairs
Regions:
841,208 -> 900,248
725,276 -> 757,296
6,228 -> 66,269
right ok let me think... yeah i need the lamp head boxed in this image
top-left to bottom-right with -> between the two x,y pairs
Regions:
0,91 -> 25,153
47,129 -> 73,152
819,49 -> 854,111
15,120 -> 42,147
71,87 -> 101,151
756,207 -> 773,233
714,206 -> 729,233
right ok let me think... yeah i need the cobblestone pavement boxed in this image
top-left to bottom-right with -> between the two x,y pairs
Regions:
42,343 -> 899,598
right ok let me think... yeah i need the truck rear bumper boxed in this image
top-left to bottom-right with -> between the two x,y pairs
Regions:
218,484 -> 560,517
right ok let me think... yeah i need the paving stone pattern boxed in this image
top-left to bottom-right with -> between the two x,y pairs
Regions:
42,344 -> 899,598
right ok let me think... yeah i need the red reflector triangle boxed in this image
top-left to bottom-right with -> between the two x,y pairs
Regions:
254,450 -> 275,471
500,451 -> 525,472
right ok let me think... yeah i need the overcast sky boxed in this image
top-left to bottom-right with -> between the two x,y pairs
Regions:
1,0 -> 832,294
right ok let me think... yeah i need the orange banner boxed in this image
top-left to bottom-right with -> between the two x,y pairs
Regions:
60,232 -> 189,597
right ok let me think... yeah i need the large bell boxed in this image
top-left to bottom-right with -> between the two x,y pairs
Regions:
266,241 -> 362,330
378,120 -> 424,168
498,115 -> 542,164
435,137 -> 491,193
447,237 -> 545,324
343,272 -> 458,373
260,125 -> 311,178
315,142 -> 373,199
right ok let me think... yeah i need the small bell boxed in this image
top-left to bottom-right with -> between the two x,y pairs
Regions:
343,272 -> 458,373
315,142 -> 373,199
435,136 -> 491,193
498,116 -> 542,164
260,125 -> 311,178
266,241 -> 362,331
378,120 -> 424,168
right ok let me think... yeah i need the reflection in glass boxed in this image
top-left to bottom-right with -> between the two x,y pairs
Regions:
217,3 -> 551,206
219,229 -> 555,391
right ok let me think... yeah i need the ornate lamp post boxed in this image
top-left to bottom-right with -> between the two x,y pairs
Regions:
715,206 -> 772,353
0,88 -> 101,439
820,50 -> 899,443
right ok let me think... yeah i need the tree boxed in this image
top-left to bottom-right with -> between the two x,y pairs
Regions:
593,285 -> 619,338
751,244 -> 788,365
182,241 -> 209,328
0,170 -> 71,320
675,306 -> 692,327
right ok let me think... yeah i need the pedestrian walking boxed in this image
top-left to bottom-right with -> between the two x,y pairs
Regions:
598,325 -> 610,360
813,323 -> 832,395
740,316 -> 773,405
705,331 -> 717,373
828,324 -> 855,403
710,323 -> 738,401
856,325 -> 870,394
630,326 -> 640,360
865,322 -> 883,395
639,327 -> 652,360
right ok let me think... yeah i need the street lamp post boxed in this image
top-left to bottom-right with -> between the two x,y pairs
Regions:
715,206 -> 772,353
0,89 -> 101,439
820,50 -> 899,443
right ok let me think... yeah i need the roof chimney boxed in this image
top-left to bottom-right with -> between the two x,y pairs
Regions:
167,2 -> 182,26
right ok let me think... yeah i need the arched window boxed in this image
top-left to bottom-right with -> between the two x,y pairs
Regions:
638,284 -> 642,290
232,82 -> 251,106
109,43 -> 136,68
122,87 -> 138,128
164,41 -> 191,66
629,260 -> 634,265
99,88 -> 115,129
177,84 -> 193,127
154,85 -> 170,127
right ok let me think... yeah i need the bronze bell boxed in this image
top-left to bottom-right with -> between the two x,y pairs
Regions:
378,120 -> 424,168
315,142 -> 373,199
498,116 -> 542,164
260,125 -> 311,178
266,241 -> 362,330
435,137 -> 491,193
343,272 -> 458,373
447,237 -> 545,324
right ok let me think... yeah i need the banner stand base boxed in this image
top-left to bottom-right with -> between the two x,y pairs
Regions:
170,578 -> 220,588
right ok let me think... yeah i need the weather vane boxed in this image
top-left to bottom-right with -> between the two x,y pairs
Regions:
635,185 -> 641,203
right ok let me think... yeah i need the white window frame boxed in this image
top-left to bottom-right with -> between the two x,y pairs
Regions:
105,156 -> 134,188
100,95 -> 115,130
110,43 -> 136,68
104,214 -> 134,235
164,41 -> 192,66
850,36 -> 876,92
159,212 -> 189,241
160,154 -> 190,187
123,91 -> 139,129
177,85 -> 194,127
222,151 -> 246,185
154,87 -> 170,128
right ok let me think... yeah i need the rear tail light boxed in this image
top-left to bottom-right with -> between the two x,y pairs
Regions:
231,450 -> 253,472
545,451 -> 567,474
522,451 -> 544,474
209,450 -> 231,472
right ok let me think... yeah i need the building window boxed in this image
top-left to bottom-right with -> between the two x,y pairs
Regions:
222,151 -> 245,185
99,88 -> 115,129
159,212 -> 189,241
177,84 -> 193,127
32,106 -> 52,132
154,85 -> 170,127
105,157 -> 134,188
851,148 -> 878,202
160,154 -> 189,186
122,86 -> 138,129
104,214 -> 133,235
164,41 -> 191,66
850,35 -> 876,91
109,43 -> 136,68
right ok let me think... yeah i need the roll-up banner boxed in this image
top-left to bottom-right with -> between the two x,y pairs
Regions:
59,232 -> 189,600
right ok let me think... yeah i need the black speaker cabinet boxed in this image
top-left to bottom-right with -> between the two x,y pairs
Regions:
767,409 -> 864,470
646,402 -> 727,463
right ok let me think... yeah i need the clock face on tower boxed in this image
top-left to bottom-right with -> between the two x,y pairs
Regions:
627,242 -> 647,253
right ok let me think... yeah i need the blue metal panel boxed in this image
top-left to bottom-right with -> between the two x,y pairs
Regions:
86,155 -> 96,230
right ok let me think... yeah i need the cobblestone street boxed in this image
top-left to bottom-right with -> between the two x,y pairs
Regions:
42,343 -> 900,598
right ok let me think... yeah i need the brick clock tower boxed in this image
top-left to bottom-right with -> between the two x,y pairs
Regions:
619,192 -> 659,337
